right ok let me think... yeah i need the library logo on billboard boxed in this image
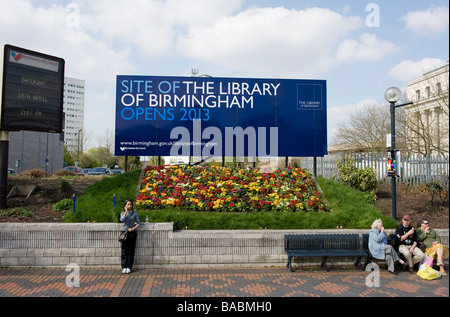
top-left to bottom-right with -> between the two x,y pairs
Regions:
297,84 -> 323,110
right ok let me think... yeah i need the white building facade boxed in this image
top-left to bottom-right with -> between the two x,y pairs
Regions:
405,61 -> 449,155
63,77 -> 85,152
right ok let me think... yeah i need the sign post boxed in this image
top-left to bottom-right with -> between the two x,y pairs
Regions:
0,45 -> 65,209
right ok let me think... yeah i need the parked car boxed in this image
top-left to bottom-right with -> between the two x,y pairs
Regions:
82,168 -> 92,174
8,168 -> 16,174
63,166 -> 84,175
88,167 -> 110,175
110,169 -> 123,175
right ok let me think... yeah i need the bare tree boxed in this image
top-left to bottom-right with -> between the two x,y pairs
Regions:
333,102 -> 406,153
96,126 -> 115,153
333,63 -> 449,156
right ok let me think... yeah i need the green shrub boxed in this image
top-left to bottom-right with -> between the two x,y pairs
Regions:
335,155 -> 378,201
425,179 -> 449,204
60,180 -> 71,192
53,199 -> 73,212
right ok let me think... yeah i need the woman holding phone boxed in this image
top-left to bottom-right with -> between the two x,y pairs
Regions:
120,200 -> 140,274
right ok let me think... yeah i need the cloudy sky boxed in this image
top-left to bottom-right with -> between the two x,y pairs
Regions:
1,0 -> 448,149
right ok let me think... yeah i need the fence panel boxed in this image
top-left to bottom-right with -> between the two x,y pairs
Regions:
301,153 -> 449,185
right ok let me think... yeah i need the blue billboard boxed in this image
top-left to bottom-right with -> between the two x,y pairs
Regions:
115,75 -> 327,158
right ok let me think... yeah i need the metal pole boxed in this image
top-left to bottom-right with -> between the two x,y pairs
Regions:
389,101 -> 413,219
313,157 -> 317,177
77,129 -> 82,164
72,193 -> 76,214
390,101 -> 396,220
0,131 -> 9,210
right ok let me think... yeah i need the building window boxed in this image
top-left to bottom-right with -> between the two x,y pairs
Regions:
416,90 -> 420,100
426,86 -> 430,98
436,82 -> 442,95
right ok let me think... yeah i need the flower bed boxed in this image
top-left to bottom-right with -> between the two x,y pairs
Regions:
136,165 -> 328,212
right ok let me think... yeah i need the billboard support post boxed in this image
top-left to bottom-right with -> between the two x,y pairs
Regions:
0,131 -> 9,209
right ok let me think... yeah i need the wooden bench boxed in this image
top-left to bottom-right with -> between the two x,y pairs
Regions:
284,234 -> 369,272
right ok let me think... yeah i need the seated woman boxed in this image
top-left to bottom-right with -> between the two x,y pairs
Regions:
369,219 -> 406,275
417,219 -> 448,275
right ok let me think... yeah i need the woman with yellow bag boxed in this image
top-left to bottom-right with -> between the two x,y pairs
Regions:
417,219 -> 448,276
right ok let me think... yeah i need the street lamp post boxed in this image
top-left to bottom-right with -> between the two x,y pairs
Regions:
77,129 -> 82,165
384,87 -> 413,219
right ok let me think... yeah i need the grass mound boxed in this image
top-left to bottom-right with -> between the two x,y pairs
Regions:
63,166 -> 396,230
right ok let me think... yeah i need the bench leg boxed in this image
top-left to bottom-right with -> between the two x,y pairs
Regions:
322,256 -> 328,271
364,255 -> 372,268
355,257 -> 363,271
353,257 -> 361,270
288,256 -> 294,272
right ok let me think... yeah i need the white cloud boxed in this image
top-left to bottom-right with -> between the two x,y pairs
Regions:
0,0 -> 135,83
327,98 -> 379,144
177,7 -> 362,78
401,6 -> 449,37
387,58 -> 446,82
336,33 -> 399,62
328,98 -> 378,127
78,0 -> 243,57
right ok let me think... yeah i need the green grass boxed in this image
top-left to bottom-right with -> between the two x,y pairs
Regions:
317,177 -> 398,229
63,170 -> 397,230
63,169 -> 141,223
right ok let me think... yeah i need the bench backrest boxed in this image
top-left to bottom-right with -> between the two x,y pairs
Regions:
284,234 -> 361,251
322,234 -> 360,250
284,234 -> 323,251
362,234 -> 369,252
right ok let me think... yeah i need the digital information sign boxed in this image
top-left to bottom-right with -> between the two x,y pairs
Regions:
0,45 -> 65,132
115,75 -> 327,158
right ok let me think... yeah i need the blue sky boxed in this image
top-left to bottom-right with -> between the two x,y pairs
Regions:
1,0 -> 448,150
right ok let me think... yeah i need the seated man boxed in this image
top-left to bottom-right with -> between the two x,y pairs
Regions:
395,214 -> 424,272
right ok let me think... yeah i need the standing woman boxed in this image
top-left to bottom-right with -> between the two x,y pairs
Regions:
120,199 -> 141,274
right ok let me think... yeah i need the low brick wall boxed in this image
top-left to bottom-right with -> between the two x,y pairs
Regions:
0,223 -> 448,268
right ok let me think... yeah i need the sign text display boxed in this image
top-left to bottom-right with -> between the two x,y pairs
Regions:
115,76 -> 327,157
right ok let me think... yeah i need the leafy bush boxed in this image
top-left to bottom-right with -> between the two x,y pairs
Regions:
425,178 -> 449,205
53,199 -> 73,211
334,155 -> 378,202
60,179 -> 71,192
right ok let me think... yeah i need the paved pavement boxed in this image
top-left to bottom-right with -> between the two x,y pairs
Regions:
0,264 -> 448,299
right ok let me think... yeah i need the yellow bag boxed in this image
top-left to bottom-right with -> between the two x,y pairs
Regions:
417,265 -> 441,280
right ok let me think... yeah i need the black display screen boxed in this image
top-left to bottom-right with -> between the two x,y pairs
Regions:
1,45 -> 65,132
